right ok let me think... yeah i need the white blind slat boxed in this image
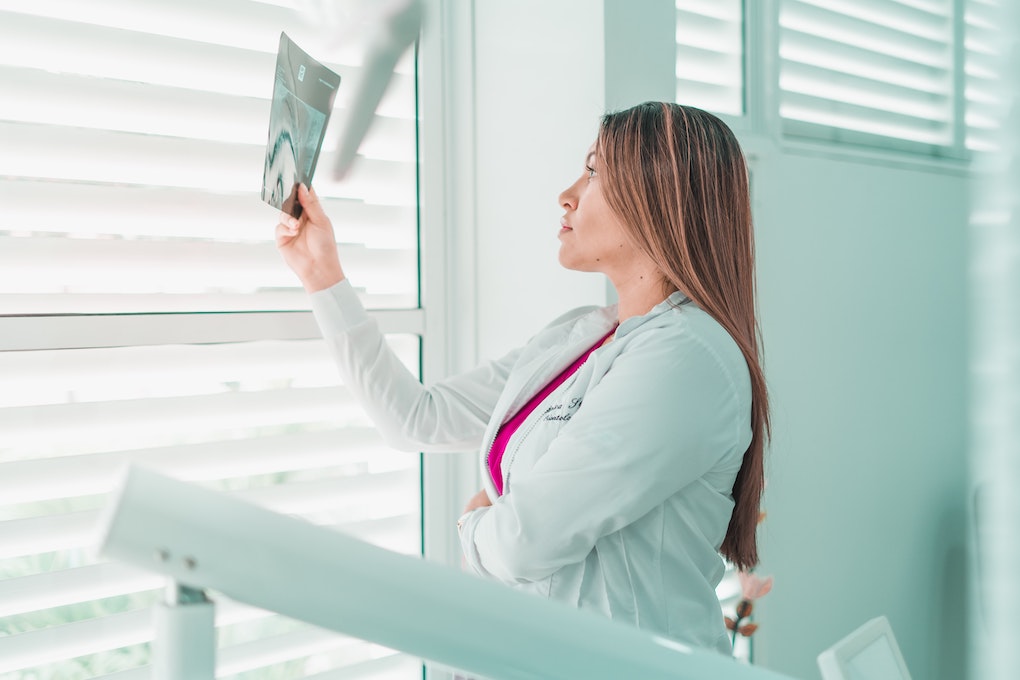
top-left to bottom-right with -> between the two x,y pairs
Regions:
0,593 -> 313,676
0,180 -> 415,248
0,430 -> 391,506
783,1 -> 952,63
0,498 -> 419,563
0,292 -> 412,315
98,668 -> 149,680
676,46 -> 743,87
780,64 -> 952,123
675,0 -> 744,116
0,563 -> 161,619
237,469 -> 422,517
0,608 -> 153,675
791,0 -> 952,40
0,339 -> 351,389
780,102 -> 949,146
2,64 -> 414,160
0,122 -> 416,203
0,512 -> 98,561
0,0 -> 298,53
779,30 -> 951,92
94,648 -> 415,680
301,653 -> 418,680
217,629 -> 368,677
0,121 -> 260,189
0,65 -> 265,144
0,0 -> 418,77
0,9 -> 415,122
0,237 -> 417,300
0,388 -> 365,450
0,11 -> 275,98
676,10 -> 742,53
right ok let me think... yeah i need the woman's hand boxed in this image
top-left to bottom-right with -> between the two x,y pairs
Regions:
275,184 -> 346,292
462,489 -> 493,514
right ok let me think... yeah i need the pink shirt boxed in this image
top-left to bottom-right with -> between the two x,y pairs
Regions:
487,327 -> 617,495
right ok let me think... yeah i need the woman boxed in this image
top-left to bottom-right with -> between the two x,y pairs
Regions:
276,101 -> 769,654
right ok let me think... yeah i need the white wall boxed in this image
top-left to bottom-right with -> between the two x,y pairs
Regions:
470,0 -> 675,360
471,0 -> 607,360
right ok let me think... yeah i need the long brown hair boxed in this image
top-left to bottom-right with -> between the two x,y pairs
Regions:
597,101 -> 769,570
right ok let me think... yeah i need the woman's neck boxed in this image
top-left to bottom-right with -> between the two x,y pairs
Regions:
610,268 -> 674,323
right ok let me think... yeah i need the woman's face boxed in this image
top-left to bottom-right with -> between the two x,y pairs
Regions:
557,144 -> 639,275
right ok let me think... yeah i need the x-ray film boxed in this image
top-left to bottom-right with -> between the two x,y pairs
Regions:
262,32 -> 341,217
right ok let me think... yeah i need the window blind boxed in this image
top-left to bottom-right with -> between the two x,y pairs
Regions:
675,0 -> 745,116
964,0 -> 1004,151
0,0 -> 423,678
0,0 -> 418,314
778,0 -> 957,154
0,338 -> 423,679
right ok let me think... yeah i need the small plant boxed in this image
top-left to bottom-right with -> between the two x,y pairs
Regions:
725,569 -> 773,648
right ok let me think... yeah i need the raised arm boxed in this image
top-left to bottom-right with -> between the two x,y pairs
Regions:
276,185 -> 516,452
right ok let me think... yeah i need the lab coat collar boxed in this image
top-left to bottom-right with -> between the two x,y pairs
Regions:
614,289 -> 692,340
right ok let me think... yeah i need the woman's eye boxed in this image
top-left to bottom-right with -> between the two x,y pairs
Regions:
585,165 -> 597,179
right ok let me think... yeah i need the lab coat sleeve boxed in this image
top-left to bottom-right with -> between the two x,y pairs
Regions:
310,280 -> 521,452
459,325 -> 750,584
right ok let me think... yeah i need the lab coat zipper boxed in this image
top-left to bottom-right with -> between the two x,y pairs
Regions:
483,347 -> 588,495
501,371 -> 585,494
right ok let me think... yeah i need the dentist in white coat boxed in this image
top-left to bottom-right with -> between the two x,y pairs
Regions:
276,101 -> 771,655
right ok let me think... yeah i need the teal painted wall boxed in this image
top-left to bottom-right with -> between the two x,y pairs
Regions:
751,151 -> 970,680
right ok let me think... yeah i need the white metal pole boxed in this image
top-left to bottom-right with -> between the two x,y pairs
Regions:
153,582 -> 216,680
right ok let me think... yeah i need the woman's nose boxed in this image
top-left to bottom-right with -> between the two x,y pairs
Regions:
559,181 -> 578,211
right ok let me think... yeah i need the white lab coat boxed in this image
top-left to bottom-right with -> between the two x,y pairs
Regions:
310,280 -> 752,655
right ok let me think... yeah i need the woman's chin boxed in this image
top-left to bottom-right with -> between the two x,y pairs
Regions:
557,250 -> 579,271
557,253 -> 597,273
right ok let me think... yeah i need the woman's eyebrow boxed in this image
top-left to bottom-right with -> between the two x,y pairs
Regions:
585,151 -> 596,167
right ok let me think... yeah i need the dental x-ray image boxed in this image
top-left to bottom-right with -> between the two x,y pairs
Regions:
261,32 -> 341,217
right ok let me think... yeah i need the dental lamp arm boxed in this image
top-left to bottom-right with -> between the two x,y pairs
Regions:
96,467 -> 796,680
332,0 -> 423,178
